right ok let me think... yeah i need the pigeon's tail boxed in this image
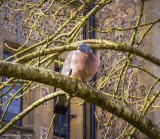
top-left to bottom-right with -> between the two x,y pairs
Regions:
54,104 -> 68,115
54,95 -> 69,115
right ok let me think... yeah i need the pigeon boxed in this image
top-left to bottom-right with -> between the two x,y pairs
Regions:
54,43 -> 99,115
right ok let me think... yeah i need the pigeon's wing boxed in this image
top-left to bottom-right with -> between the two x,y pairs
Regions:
54,51 -> 73,115
61,51 -> 73,76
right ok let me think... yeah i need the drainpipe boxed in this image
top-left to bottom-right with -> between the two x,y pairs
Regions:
89,1 -> 95,139
17,13 -> 21,44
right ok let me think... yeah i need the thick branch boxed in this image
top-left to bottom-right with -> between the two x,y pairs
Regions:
0,61 -> 160,138
16,39 -> 160,67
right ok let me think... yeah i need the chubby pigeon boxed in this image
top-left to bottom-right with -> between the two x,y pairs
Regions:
54,42 -> 99,115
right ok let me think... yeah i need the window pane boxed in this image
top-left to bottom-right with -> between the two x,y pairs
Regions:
1,52 -> 22,125
53,115 -> 67,138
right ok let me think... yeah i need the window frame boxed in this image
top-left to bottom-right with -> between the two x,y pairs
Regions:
1,46 -> 23,126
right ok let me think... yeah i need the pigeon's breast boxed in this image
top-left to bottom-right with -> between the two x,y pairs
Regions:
71,50 -> 99,82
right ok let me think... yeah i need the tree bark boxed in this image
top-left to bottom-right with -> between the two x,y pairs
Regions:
0,61 -> 160,138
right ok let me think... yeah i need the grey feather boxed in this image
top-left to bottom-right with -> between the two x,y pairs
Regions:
54,52 -> 73,115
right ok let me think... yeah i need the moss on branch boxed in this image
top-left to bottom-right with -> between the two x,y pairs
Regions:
0,61 -> 160,138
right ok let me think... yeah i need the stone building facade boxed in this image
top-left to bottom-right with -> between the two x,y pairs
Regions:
95,0 -> 160,138
0,0 -> 160,139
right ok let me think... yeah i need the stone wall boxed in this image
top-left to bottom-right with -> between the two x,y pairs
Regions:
0,1 -> 83,42
95,0 -> 160,138
0,0 -> 160,139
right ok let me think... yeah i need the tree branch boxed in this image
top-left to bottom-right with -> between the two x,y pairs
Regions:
15,39 -> 160,67
0,91 -> 64,135
0,61 -> 160,138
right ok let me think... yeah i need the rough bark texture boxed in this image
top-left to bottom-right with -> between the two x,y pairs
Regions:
0,61 -> 160,138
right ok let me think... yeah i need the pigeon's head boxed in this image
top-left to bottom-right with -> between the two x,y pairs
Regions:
78,43 -> 92,53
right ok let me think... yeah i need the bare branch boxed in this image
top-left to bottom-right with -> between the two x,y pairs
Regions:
14,40 -> 160,67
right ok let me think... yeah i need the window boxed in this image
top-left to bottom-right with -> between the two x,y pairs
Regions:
1,52 -> 22,125
53,62 -> 70,139
53,114 -> 69,138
